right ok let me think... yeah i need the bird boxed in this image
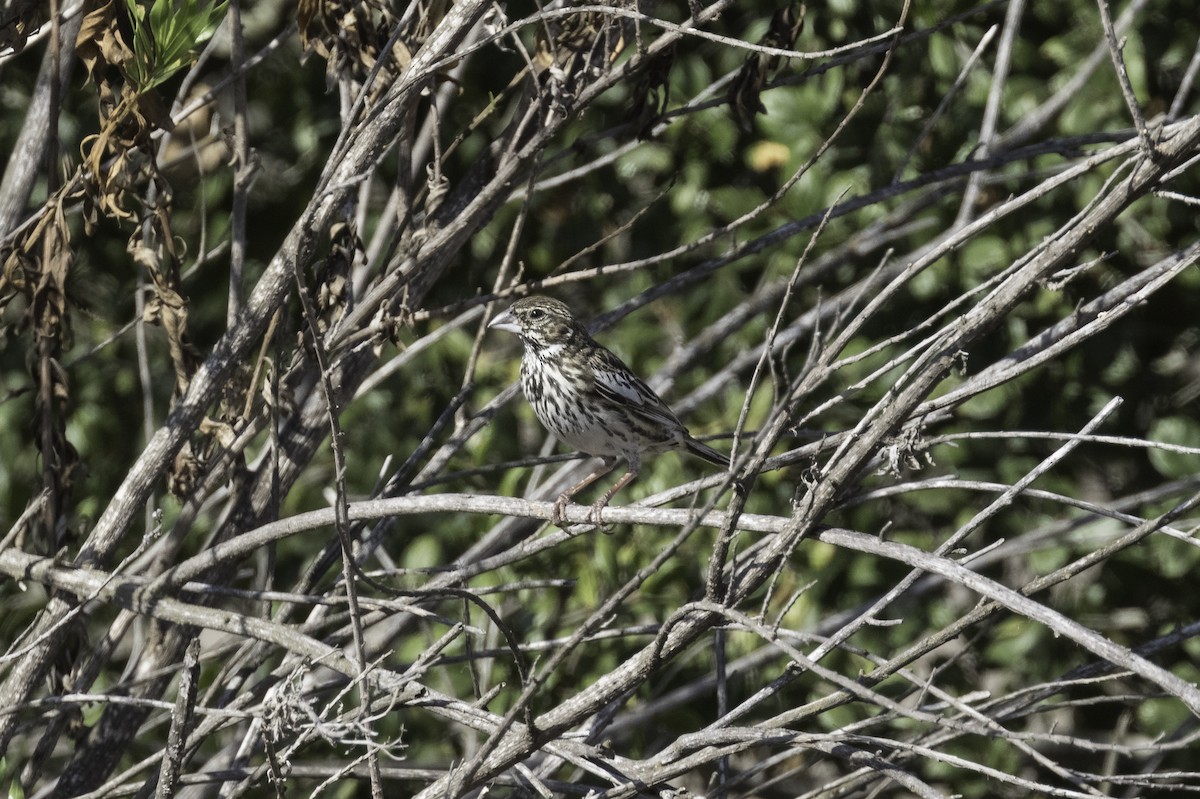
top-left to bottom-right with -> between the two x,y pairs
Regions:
488,295 -> 727,525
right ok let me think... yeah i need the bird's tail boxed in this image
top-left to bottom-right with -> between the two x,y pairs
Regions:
686,436 -> 728,467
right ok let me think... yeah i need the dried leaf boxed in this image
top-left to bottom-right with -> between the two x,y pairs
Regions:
75,0 -> 134,87
0,0 -> 46,54
297,0 -> 337,57
130,230 -> 199,398
627,43 -> 675,138
199,417 -> 238,449
729,2 -> 806,133
136,88 -> 175,133
299,0 -> 419,94
534,8 -> 626,77
314,222 -> 359,333
169,440 -> 203,497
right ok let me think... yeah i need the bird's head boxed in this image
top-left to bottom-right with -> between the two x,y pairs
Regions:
488,296 -> 583,351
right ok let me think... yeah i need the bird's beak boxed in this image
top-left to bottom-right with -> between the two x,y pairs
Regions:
488,308 -> 521,334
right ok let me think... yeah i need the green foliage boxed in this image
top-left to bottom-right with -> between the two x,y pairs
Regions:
2,0 -> 1200,794
1148,416 -> 1200,478
4,760 -> 25,799
122,0 -> 228,91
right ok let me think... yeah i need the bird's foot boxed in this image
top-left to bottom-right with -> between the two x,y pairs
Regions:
589,498 -> 616,534
550,494 -> 615,533
550,494 -> 571,527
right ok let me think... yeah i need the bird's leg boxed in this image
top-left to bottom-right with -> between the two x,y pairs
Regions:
552,457 -> 617,526
589,466 -> 639,529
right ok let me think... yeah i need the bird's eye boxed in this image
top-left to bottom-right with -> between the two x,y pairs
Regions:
528,309 -> 544,320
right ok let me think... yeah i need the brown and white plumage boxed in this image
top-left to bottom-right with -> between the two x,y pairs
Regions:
489,296 -> 726,523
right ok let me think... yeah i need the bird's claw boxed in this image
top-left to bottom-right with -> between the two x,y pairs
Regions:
589,499 -> 616,534
548,496 -> 615,533
550,495 -> 571,527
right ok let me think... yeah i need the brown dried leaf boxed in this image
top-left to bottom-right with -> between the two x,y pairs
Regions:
1,248 -> 34,306
81,125 -> 143,223
75,0 -> 134,86
315,222 -> 359,333
136,89 -> 176,133
76,3 -> 172,222
38,204 -> 72,332
0,0 -> 46,54
535,10 -> 616,75
169,440 -> 203,497
298,0 -> 339,58
0,181 -> 87,339
199,417 -> 238,449
627,43 -> 675,138
131,235 -> 199,398
300,0 -> 425,93
729,2 -> 806,133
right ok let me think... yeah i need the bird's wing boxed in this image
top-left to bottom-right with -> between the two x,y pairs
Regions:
589,346 -> 683,429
